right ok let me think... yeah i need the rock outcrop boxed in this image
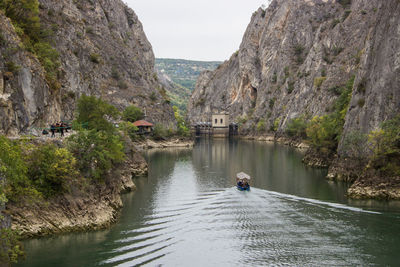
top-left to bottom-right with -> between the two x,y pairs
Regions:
0,0 -> 175,136
7,136 -> 148,238
188,0 -> 400,198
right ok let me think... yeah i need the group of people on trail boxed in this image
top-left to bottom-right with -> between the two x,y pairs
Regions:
42,122 -> 70,137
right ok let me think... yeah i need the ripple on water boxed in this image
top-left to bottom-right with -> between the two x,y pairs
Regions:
100,186 -> 376,266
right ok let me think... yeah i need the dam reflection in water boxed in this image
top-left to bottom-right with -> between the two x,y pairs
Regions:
18,138 -> 400,267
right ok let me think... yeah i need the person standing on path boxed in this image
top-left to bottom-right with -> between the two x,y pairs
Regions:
50,124 -> 56,138
60,121 -> 64,137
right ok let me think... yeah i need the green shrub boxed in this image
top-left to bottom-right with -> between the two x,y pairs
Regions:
174,106 -> 190,137
271,72 -> 277,84
368,114 -> 400,176
0,137 -> 35,201
111,67 -> 120,80
341,131 -> 367,159
287,81 -> 295,94
119,121 -> 139,141
75,94 -> 119,133
122,105 -> 144,122
0,228 -> 24,264
314,77 -> 327,89
306,115 -> 338,154
117,80 -> 128,89
338,0 -> 351,8
272,117 -> 281,132
357,98 -> 365,108
152,124 -> 168,140
269,98 -> 276,109
286,116 -> 308,138
237,115 -> 248,125
26,144 -> 79,198
5,61 -> 20,74
89,53 -> 100,64
149,92 -> 157,101
67,130 -> 125,180
86,26 -> 94,34
257,119 -> 266,133
306,76 -> 354,154
196,98 -> 205,107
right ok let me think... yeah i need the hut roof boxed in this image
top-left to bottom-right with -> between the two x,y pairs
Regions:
133,120 -> 154,127
236,172 -> 251,180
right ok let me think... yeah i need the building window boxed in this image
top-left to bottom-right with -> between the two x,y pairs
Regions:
220,119 -> 223,124
215,119 -> 217,124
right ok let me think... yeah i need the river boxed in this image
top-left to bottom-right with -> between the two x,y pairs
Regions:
16,138 -> 400,266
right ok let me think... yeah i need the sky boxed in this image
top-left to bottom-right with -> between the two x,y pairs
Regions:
125,0 -> 269,61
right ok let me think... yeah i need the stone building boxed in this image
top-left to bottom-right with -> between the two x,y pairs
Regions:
212,113 -> 229,137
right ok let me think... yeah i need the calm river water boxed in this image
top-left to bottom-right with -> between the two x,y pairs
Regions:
17,138 -> 400,266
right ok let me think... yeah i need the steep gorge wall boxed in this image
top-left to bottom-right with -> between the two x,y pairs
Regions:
188,0 -> 400,150
0,0 -> 175,136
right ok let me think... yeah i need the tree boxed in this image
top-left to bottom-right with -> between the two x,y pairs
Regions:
122,105 -> 144,122
27,144 -> 79,197
173,106 -> 189,136
67,130 -> 125,180
0,137 -> 32,201
75,95 -> 119,133
0,0 -> 41,41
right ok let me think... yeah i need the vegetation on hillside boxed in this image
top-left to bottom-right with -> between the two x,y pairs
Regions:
68,95 -> 125,180
155,58 -> 221,112
368,114 -> 400,176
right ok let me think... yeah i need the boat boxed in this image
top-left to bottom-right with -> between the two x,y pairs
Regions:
236,172 -> 250,191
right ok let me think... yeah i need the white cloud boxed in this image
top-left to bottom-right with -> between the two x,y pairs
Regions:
125,0 -> 268,61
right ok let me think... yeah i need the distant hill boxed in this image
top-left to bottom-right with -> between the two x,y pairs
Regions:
155,58 -> 221,112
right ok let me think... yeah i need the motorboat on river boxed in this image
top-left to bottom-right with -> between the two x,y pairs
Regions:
236,172 -> 250,191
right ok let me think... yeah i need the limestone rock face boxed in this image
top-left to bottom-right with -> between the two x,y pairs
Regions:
188,0 -> 400,153
0,13 -> 59,136
0,0 -> 175,136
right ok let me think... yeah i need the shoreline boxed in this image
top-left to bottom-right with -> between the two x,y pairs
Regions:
133,137 -> 194,150
239,134 -> 400,200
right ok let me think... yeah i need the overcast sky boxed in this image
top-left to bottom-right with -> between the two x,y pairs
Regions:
126,0 -> 269,61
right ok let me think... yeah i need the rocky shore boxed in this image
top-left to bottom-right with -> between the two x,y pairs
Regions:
7,136 -> 148,238
241,134 -> 400,200
134,138 -> 194,150
241,134 -> 309,150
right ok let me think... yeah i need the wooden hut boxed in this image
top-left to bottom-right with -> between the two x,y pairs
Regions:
133,120 -> 154,134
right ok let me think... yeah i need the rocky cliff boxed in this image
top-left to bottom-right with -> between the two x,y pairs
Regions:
0,0 -> 175,136
188,0 -> 400,198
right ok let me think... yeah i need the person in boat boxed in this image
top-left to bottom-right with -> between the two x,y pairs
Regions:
236,172 -> 251,189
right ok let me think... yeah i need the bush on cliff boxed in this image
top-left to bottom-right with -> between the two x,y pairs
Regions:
67,130 -> 125,180
0,137 -> 36,201
0,0 -> 60,90
26,144 -> 79,198
0,228 -> 24,265
368,114 -> 400,176
306,76 -> 354,154
69,95 -> 125,180
122,105 -> 144,123
75,94 -> 120,133
152,124 -> 168,140
119,121 -> 139,141
286,116 -> 307,138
